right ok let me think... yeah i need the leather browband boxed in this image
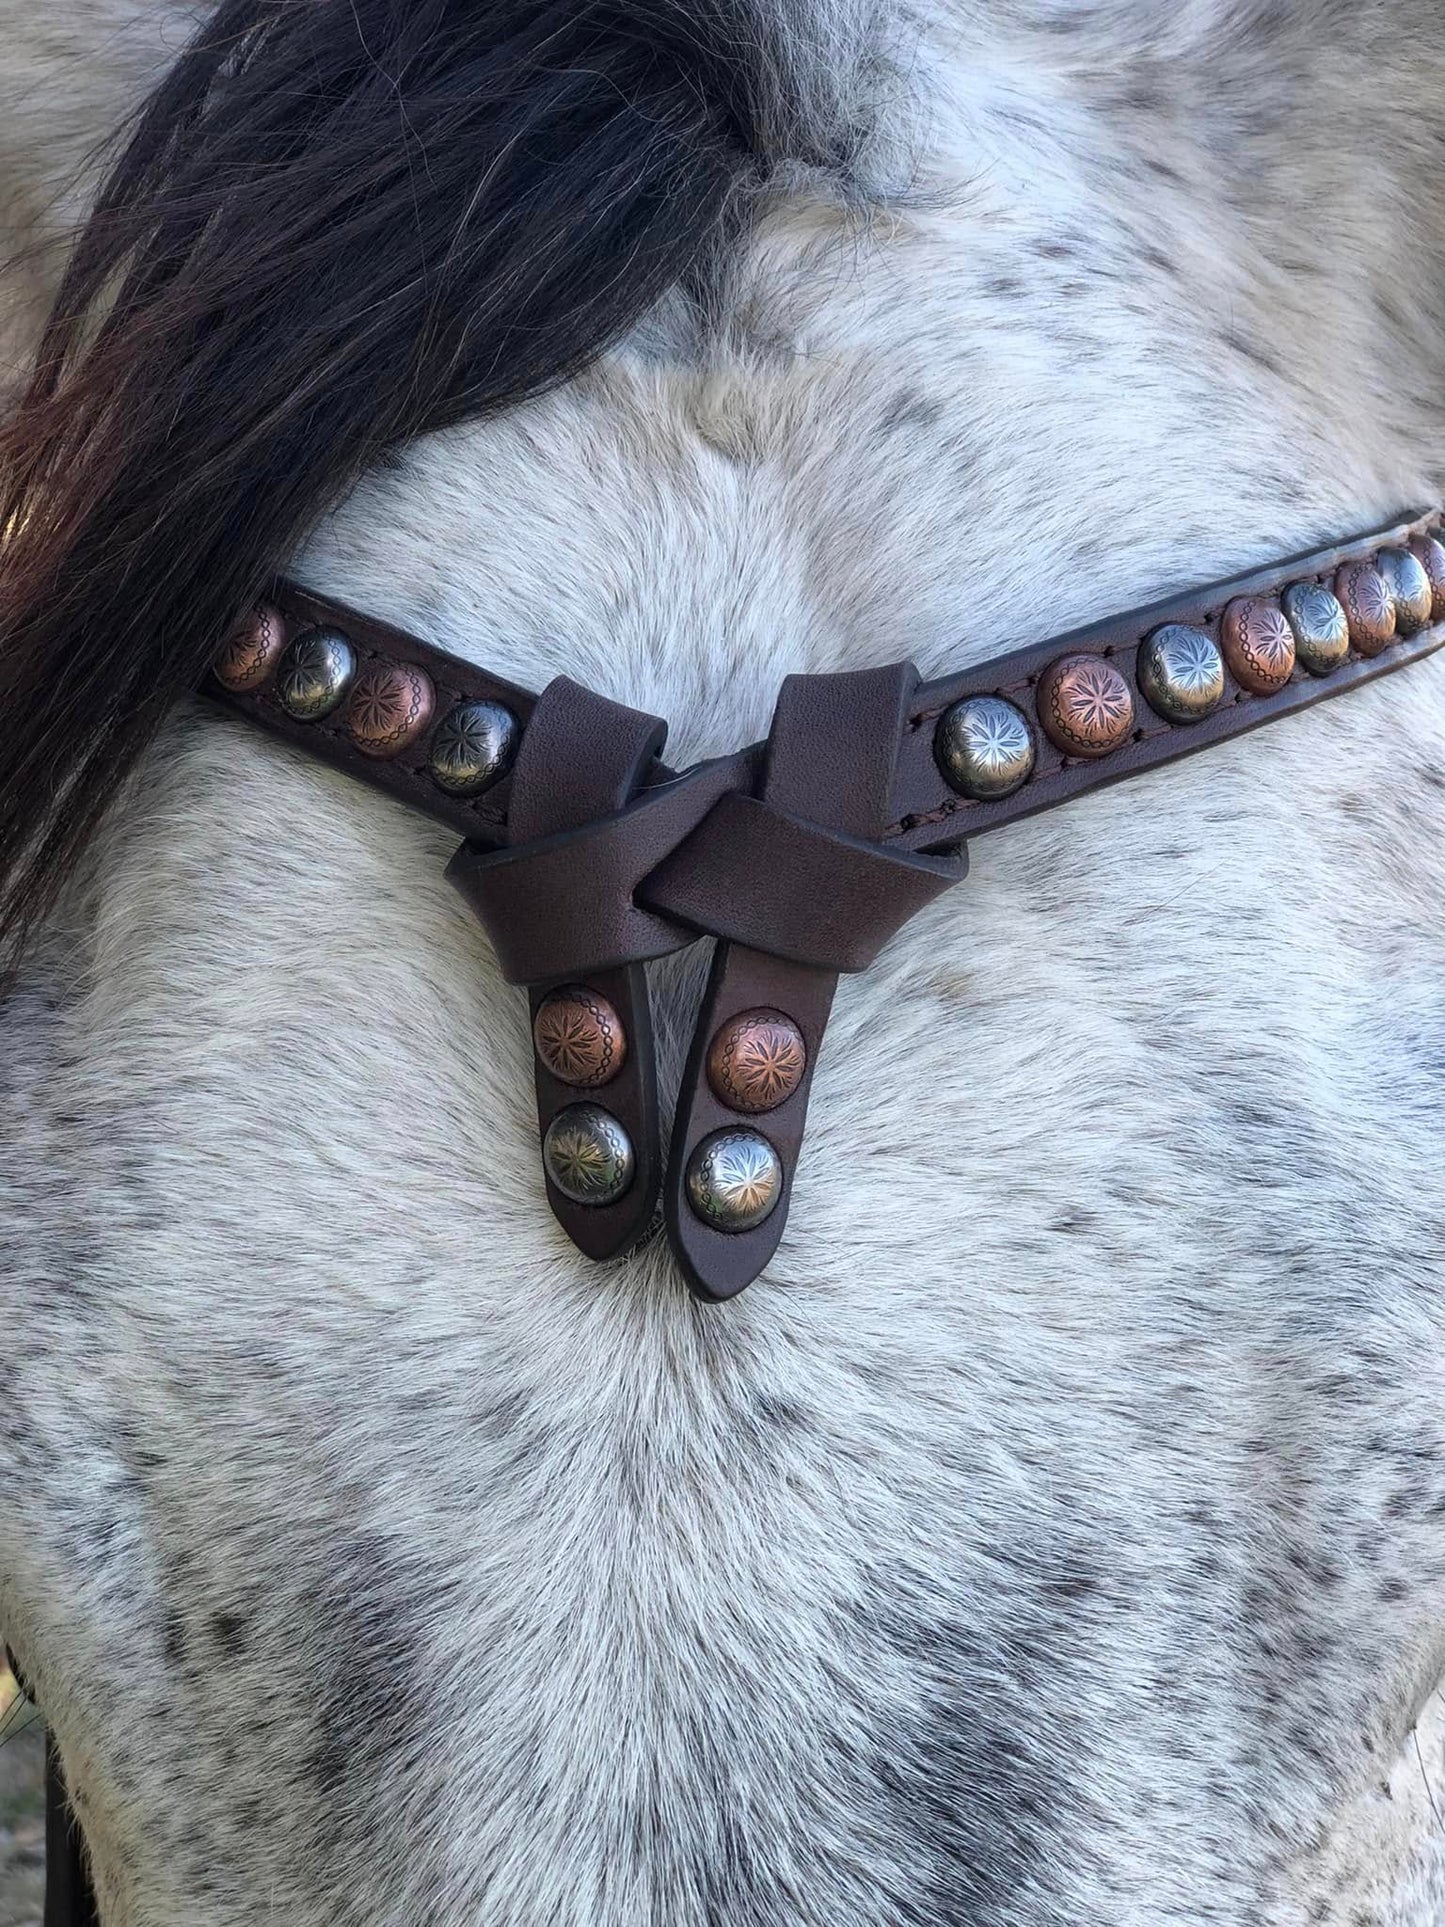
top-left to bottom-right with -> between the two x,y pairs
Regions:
206,508 -> 1445,1298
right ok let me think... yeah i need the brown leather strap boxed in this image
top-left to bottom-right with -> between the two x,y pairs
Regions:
448,749 -> 749,980
640,788 -> 960,972
205,507 -> 1445,1294
221,581 -> 537,842
446,668 -> 960,1288
892,508 -> 1445,852
664,664 -> 955,1299
484,678 -> 668,1260
213,509 -> 1445,864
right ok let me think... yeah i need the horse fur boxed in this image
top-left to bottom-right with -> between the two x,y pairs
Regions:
5,2 -> 1445,1921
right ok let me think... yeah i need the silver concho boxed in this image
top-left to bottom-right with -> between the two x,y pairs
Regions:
1136,624 -> 1225,724
1281,582 -> 1349,676
1375,546 -> 1433,637
275,627 -> 357,721
542,1103 -> 634,1207
934,695 -> 1035,800
428,699 -> 520,796
685,1128 -> 783,1235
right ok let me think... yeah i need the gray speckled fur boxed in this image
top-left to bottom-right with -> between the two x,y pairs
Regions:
5,3 -> 1445,1921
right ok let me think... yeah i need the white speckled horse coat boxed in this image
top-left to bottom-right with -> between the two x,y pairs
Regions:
4,2 -> 1445,1921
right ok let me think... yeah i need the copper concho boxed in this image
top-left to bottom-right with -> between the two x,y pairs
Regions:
342,661 -> 436,758
1407,532 -> 1445,620
707,1009 -> 807,1114
213,602 -> 287,694
1035,654 -> 1134,758
1220,597 -> 1294,695
533,985 -> 627,1089
1334,559 -> 1396,657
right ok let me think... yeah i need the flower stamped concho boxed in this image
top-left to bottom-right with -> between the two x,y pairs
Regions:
1036,653 -> 1135,758
685,1128 -> 784,1234
342,661 -> 436,758
541,1103 -> 634,1206
533,986 -> 627,1090
706,1010 -> 807,1114
1221,597 -> 1295,695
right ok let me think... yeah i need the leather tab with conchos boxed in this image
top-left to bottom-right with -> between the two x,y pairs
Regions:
452,677 -> 669,1260
653,664 -> 963,1300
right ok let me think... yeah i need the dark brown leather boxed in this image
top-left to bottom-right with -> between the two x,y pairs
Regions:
222,582 -> 537,842
206,507 -> 1445,1296
666,942 -> 837,1299
448,747 -> 751,981
483,678 -> 668,1260
663,664 -> 950,1300
640,789 -> 960,973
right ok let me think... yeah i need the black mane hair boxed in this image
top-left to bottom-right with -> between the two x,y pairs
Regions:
0,0 -> 835,957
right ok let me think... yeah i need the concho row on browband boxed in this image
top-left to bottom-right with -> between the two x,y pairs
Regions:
208,509 -> 1445,1299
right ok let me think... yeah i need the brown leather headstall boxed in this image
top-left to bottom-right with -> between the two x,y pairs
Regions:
206,510 -> 1445,1298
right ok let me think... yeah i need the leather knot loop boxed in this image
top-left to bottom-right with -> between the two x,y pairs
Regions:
449,753 -> 748,983
447,675 -> 675,981
445,675 -> 680,1262
450,663 -> 965,984
661,659 -> 966,1300
639,789 -> 963,973
641,659 -> 963,970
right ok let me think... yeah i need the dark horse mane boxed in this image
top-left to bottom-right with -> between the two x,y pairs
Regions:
0,0 -> 839,961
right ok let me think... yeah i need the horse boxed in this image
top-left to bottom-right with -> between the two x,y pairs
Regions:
4,1 -> 1445,1920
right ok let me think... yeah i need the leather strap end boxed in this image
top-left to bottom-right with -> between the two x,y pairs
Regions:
452,679 -> 676,1265
530,964 -> 662,1262
665,943 -> 836,1302
664,660 -> 951,1300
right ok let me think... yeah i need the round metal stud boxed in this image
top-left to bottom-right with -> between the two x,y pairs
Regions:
213,602 -> 288,694
1407,532 -> 1445,620
534,985 -> 627,1089
707,1009 -> 807,1115
275,627 -> 357,721
1136,624 -> 1225,724
1334,559 -> 1396,657
342,661 -> 435,758
685,1128 -> 783,1235
1281,582 -> 1349,677
934,695 -> 1035,800
427,699 -> 520,796
542,1103 -> 634,1207
1220,597 -> 1294,695
1375,546 -> 1432,637
1035,653 -> 1134,758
